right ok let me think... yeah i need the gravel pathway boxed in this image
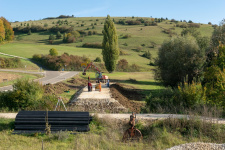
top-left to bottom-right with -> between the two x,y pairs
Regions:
167,142 -> 225,150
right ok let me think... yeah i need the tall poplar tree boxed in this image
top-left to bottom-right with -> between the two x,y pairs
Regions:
102,15 -> 119,73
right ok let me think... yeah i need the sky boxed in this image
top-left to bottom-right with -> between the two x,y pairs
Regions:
0,0 -> 225,24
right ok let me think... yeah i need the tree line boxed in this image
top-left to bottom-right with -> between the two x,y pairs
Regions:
148,20 -> 225,112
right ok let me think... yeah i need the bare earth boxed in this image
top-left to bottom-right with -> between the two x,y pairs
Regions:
0,72 -> 21,83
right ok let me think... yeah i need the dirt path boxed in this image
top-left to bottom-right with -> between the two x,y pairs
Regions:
2,113 -> 225,124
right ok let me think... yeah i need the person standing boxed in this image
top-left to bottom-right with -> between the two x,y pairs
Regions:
88,81 -> 91,92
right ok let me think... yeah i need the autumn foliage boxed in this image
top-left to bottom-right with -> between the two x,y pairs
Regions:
0,17 -> 14,43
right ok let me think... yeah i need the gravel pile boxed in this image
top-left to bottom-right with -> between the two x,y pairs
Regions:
71,98 -> 128,113
167,142 -> 225,150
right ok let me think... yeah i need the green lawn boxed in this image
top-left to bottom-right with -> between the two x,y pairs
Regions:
80,72 -> 163,91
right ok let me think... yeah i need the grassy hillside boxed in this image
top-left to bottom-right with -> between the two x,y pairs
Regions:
0,17 -> 214,71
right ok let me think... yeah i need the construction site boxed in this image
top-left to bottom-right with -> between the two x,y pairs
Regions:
7,62 -> 146,143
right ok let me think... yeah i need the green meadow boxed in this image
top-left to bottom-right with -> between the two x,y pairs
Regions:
0,17 -> 213,72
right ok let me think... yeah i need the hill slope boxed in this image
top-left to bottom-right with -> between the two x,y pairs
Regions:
0,17 -> 214,71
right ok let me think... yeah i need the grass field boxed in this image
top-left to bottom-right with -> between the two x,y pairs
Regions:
0,17 -> 214,71
1,114 -> 225,150
80,71 -> 163,96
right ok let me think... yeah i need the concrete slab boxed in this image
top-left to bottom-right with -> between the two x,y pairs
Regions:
78,83 -> 111,99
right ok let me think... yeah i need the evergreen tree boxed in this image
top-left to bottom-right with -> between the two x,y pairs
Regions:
102,15 -> 119,73
0,19 -> 5,42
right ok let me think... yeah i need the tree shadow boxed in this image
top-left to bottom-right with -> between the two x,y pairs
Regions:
110,79 -> 163,86
0,119 -> 15,131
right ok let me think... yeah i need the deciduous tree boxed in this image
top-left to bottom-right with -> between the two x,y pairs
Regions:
155,36 -> 205,87
0,19 -> 5,42
1,17 -> 14,41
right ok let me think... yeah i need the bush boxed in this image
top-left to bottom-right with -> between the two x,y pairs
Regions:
88,31 -> 92,35
56,31 -> 62,39
0,78 -> 44,111
129,64 -> 140,71
117,59 -> 129,71
49,34 -> 55,44
142,51 -> 152,59
0,57 -> 22,68
120,50 -> 128,55
117,20 -> 126,25
189,23 -> 200,28
31,53 -> 87,71
49,48 -> 58,56
82,42 -> 102,49
123,34 -> 131,39
94,57 -> 101,62
126,20 -> 142,25
27,29 -> 32,35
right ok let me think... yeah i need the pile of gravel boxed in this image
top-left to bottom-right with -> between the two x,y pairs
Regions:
70,98 -> 128,113
167,142 -> 225,150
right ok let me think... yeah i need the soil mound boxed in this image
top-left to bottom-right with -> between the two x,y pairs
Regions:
67,77 -> 88,86
110,83 -> 145,113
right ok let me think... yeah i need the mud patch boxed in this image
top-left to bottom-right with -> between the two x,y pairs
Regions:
110,83 -> 145,113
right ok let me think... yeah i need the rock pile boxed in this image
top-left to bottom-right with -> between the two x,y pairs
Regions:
71,98 -> 128,113
167,142 -> 225,150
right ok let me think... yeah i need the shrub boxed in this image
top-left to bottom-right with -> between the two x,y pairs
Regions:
189,23 -> 200,28
44,23 -> 48,27
32,54 -> 42,61
56,31 -> 62,39
51,130 -> 70,141
136,46 -> 142,52
94,57 -> 101,62
117,59 -> 129,71
126,20 -> 142,25
49,48 -> 58,56
0,57 -> 22,68
0,78 -> 44,111
49,26 -> 74,33
120,50 -> 128,55
88,31 -> 92,35
142,51 -> 152,59
123,43 -> 128,46
49,34 -> 55,44
31,53 -> 88,71
92,30 -> 97,35
82,42 -> 102,49
117,20 -> 126,25
129,64 -> 140,71
27,29 -> 32,35
123,34 -> 131,39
